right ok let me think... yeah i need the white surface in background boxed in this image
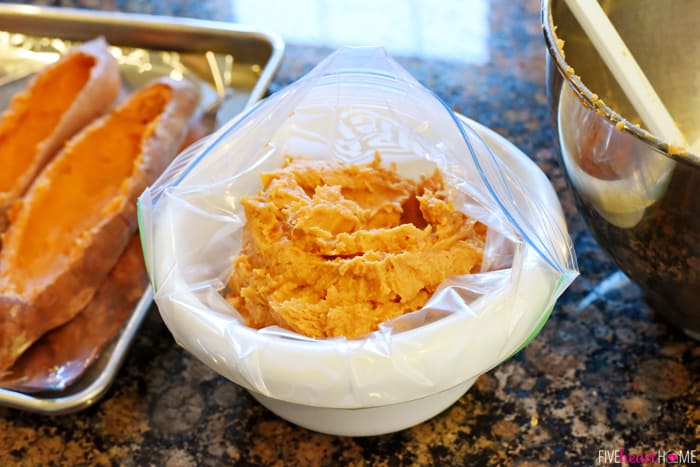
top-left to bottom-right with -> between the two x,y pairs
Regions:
231,0 -> 490,63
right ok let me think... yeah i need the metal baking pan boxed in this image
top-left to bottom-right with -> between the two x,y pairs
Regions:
0,4 -> 284,414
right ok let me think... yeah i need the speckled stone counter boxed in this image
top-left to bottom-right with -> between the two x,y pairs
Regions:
1,0 -> 698,465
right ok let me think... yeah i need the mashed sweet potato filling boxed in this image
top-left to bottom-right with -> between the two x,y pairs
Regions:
226,156 -> 487,339
2,84 -> 172,293
0,54 -> 95,191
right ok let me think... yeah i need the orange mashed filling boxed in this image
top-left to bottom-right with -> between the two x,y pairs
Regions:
0,53 -> 95,192
225,155 -> 487,339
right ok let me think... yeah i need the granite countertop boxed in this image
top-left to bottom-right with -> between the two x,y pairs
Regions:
1,0 -> 698,465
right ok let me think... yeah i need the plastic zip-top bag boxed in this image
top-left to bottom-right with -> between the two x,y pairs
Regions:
138,47 -> 578,411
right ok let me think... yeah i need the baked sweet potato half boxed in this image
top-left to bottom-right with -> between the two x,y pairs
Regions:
0,37 -> 121,232
0,77 -> 198,372
0,235 -> 148,392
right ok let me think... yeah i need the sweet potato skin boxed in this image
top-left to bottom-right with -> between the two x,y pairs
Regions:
0,77 -> 199,371
0,37 -> 121,232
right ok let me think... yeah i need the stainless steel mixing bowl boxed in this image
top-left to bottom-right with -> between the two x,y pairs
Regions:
542,0 -> 700,338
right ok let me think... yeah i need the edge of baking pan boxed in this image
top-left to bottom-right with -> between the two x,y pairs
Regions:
0,4 -> 284,415
0,3 -> 286,110
0,289 -> 154,415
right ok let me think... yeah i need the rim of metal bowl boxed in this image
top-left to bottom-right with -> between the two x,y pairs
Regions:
540,0 -> 700,168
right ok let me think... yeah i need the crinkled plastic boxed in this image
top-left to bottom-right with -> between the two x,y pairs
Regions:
137,47 -> 578,409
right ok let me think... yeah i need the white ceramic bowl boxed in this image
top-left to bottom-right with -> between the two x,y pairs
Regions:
144,114 -> 568,436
